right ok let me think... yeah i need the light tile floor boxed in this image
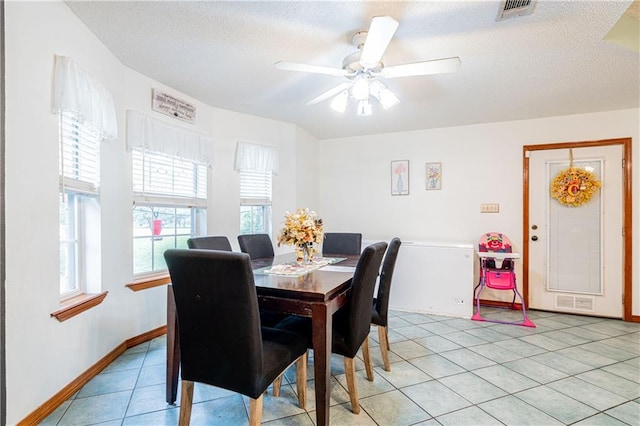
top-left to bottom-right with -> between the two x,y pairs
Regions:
41,308 -> 640,425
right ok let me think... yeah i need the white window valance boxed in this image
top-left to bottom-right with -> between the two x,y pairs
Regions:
52,55 -> 118,140
234,142 -> 279,175
126,110 -> 213,166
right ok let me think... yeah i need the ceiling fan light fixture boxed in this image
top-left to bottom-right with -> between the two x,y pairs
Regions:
351,75 -> 370,100
330,90 -> 349,113
378,88 -> 400,109
370,80 -> 400,110
357,98 -> 372,116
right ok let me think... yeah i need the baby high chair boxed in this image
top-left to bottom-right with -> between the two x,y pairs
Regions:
472,232 -> 535,327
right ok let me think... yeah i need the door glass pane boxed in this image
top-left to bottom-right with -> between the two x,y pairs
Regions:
547,160 -> 602,294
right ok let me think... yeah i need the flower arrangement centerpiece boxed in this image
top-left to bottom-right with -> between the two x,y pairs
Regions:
276,208 -> 324,262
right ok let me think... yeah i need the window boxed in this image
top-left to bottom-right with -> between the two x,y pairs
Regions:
132,150 -> 207,276
235,142 -> 278,236
53,55 -> 116,302
59,111 -> 100,298
239,169 -> 272,235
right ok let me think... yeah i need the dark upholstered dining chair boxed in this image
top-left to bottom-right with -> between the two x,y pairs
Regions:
370,237 -> 402,372
322,232 -> 362,256
186,236 -> 232,251
237,233 -> 275,259
164,249 -> 308,426
276,241 -> 387,414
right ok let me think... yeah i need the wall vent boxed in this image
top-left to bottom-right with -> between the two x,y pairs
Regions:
497,0 -> 537,21
556,295 -> 574,309
575,296 -> 595,312
555,294 -> 596,312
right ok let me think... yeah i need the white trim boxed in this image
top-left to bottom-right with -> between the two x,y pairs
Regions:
133,196 -> 207,208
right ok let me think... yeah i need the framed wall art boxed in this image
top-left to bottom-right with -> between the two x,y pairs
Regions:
426,162 -> 442,190
391,160 -> 409,195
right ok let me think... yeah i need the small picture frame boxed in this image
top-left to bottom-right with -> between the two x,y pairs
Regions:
391,160 -> 409,195
426,162 -> 442,190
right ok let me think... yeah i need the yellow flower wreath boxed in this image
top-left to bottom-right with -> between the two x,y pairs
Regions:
550,166 -> 601,207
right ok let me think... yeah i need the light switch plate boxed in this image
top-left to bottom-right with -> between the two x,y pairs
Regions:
481,203 -> 500,213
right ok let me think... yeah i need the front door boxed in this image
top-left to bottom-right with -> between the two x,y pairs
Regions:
527,144 -> 624,318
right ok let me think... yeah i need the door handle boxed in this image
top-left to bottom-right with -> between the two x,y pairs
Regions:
531,235 -> 538,241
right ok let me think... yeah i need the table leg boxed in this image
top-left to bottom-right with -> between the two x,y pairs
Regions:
311,303 -> 332,426
166,285 -> 180,404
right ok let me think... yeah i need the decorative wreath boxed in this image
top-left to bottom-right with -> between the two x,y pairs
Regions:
550,166 -> 601,207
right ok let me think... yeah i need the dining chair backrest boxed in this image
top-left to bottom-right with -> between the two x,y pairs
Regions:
237,233 -> 275,259
322,232 -> 362,256
187,236 -> 232,251
373,237 -> 402,327
165,249 -> 268,397
333,242 -> 387,358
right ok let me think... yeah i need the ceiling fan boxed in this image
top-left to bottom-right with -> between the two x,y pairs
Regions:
274,16 -> 461,116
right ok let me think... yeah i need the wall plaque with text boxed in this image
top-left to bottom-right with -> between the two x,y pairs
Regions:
151,89 -> 196,123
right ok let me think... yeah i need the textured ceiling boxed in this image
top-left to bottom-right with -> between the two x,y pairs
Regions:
65,0 -> 640,140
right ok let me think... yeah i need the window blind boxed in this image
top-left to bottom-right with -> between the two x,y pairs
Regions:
132,150 -> 207,207
240,169 -> 272,205
59,111 -> 100,194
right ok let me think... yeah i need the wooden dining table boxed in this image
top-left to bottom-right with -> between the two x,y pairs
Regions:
166,252 -> 359,426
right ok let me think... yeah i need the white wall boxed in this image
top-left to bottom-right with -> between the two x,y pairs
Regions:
295,126 -> 321,213
4,1 -> 317,423
319,109 -> 640,314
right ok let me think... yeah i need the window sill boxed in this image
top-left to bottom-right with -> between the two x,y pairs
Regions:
126,274 -> 171,291
51,291 -> 109,322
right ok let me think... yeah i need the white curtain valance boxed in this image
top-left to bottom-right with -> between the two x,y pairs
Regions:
234,142 -> 279,175
126,110 -> 213,166
52,55 -> 118,140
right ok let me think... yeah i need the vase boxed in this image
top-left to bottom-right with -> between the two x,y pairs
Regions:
297,243 -> 313,263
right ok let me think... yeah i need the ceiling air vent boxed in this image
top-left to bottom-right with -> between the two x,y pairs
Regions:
496,0 -> 537,21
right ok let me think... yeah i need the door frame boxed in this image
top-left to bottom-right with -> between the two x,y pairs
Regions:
523,138 -> 634,321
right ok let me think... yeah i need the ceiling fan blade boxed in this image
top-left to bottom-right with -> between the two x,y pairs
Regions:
381,57 -> 461,78
274,61 -> 348,77
307,83 -> 351,105
359,16 -> 399,68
